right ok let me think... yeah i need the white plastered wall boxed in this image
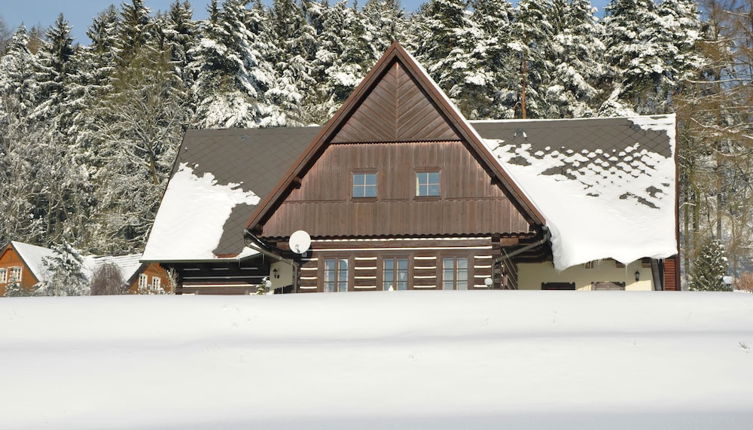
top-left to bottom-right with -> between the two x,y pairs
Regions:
517,260 -> 654,291
270,261 -> 294,290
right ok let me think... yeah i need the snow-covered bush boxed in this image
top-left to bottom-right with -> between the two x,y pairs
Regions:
35,241 -> 90,296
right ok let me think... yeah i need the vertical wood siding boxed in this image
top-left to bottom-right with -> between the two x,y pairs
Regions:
261,141 -> 531,238
0,246 -> 39,295
331,61 -> 458,143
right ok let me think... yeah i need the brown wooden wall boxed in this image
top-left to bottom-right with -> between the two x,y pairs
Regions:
127,263 -> 172,294
331,61 -> 458,143
261,141 -> 531,239
296,240 -> 498,293
167,258 -> 269,295
0,246 -> 39,295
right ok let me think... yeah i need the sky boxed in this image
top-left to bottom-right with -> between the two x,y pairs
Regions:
1,0 -> 611,44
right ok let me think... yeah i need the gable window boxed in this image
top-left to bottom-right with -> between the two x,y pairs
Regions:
0,268 -> 6,283
416,171 -> 440,197
442,258 -> 468,290
138,274 -> 148,291
8,267 -> 22,283
150,277 -> 161,291
324,258 -> 349,292
383,258 -> 409,291
352,173 -> 377,198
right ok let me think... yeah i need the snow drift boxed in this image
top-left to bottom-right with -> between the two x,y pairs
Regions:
1,291 -> 751,429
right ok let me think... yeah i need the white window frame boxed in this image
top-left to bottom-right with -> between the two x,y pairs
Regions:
150,277 -> 161,291
9,267 -> 22,283
0,268 -> 6,283
138,274 -> 148,291
352,172 -> 377,198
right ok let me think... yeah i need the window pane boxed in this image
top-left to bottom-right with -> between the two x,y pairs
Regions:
364,173 -> 377,185
417,172 -> 440,196
397,259 -> 409,291
428,184 -> 440,196
325,259 -> 336,292
428,172 -> 440,184
443,258 -> 455,290
353,185 -> 363,198
383,259 -> 394,291
364,184 -> 377,197
338,259 -> 348,292
353,174 -> 365,185
457,259 -> 468,290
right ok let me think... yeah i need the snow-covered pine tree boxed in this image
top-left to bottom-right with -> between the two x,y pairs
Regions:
509,0 -> 556,118
35,241 -> 90,296
270,0 -> 318,123
32,14 -> 75,131
545,0 -> 605,118
363,0 -> 407,56
190,0 -> 288,128
601,0 -> 666,115
655,0 -> 704,108
690,238 -> 730,291
414,0 -> 488,119
0,26 -> 45,245
116,0 -> 152,67
164,0 -> 199,87
470,0 -> 517,119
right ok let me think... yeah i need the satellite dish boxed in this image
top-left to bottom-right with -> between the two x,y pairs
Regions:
289,230 -> 311,254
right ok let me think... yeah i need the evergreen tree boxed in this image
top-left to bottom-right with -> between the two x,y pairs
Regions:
690,238 -> 730,291
191,0 -> 289,128
470,0 -> 517,119
32,14 -> 75,129
414,0 -> 487,118
35,241 -> 90,296
116,0 -> 152,66
509,0 -> 556,118
601,0 -> 665,115
164,0 -> 199,85
363,0 -> 407,55
546,0 -> 605,118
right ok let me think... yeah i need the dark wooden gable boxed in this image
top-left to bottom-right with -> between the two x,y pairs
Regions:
246,42 -> 545,235
331,61 -> 459,143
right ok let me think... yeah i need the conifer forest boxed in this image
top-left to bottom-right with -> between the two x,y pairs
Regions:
0,0 -> 750,286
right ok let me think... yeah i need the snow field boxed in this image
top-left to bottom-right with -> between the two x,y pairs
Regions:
1,291 -> 752,429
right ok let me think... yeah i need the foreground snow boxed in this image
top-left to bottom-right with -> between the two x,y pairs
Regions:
1,292 -> 752,429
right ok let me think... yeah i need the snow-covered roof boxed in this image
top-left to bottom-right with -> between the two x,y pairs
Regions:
9,241 -> 56,282
477,115 -> 677,270
143,127 -> 319,262
85,254 -> 144,283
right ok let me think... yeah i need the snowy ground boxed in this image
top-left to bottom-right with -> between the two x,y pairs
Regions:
1,291 -> 752,429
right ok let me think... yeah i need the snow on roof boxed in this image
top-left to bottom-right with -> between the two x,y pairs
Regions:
84,254 -> 144,283
480,115 -> 677,270
9,241 -> 56,282
142,163 -> 261,262
1,292 -> 752,429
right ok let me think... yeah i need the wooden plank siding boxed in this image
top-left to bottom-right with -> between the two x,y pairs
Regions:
260,141 -> 531,239
331,61 -> 458,143
291,240 -> 500,293
663,256 -> 680,291
168,259 -> 270,295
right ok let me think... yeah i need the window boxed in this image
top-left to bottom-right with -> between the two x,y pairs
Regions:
383,258 -> 409,291
324,258 -> 349,292
592,282 -> 626,291
138,274 -> 148,291
8,267 -> 22,283
416,171 -> 440,197
352,173 -> 377,198
542,282 -> 575,290
0,268 -> 6,283
442,258 -> 468,290
150,277 -> 161,291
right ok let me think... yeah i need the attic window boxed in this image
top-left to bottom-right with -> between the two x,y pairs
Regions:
416,171 -> 440,197
0,268 -> 6,283
352,173 -> 377,198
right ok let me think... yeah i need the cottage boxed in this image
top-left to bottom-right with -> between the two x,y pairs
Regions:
142,42 -> 679,294
0,241 -> 56,295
